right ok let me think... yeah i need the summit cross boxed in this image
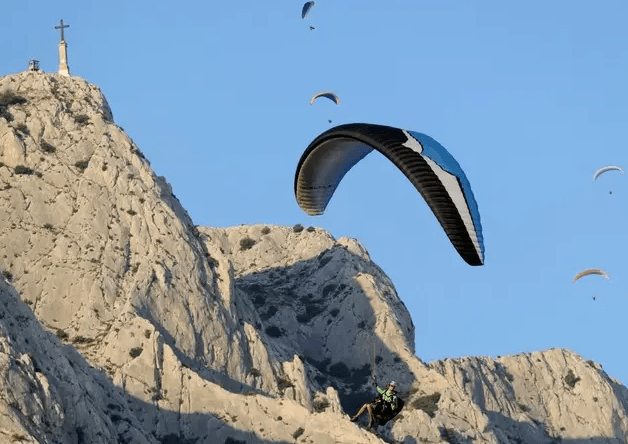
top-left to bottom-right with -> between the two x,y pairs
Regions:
55,19 -> 69,41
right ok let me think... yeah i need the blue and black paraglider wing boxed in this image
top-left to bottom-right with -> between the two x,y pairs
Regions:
294,123 -> 485,266
302,1 -> 316,19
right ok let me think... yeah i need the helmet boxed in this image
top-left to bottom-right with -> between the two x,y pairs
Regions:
388,381 -> 396,388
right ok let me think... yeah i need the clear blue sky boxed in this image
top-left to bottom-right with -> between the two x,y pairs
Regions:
5,1 -> 628,385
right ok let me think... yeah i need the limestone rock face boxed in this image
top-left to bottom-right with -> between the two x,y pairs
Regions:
1,71 -> 628,444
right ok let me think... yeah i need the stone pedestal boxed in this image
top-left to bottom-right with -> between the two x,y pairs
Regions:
58,41 -> 70,76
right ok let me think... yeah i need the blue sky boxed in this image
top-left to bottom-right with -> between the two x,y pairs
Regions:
4,1 -> 628,385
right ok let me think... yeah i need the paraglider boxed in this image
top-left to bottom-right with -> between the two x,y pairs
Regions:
294,123 -> 485,266
593,166 -> 624,180
573,268 -> 609,283
309,91 -> 340,106
302,1 -> 316,19
310,92 -> 340,125
594,166 -> 624,194
351,381 -> 403,429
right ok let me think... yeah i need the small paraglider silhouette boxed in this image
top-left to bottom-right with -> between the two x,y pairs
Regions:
594,166 -> 624,195
592,296 -> 596,301
310,26 -> 315,30
328,119 -> 332,123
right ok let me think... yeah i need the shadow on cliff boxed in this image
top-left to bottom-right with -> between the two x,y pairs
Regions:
233,244 -> 417,417
0,282 -> 297,444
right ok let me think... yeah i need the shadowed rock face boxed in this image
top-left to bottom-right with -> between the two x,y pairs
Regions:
1,71 -> 628,444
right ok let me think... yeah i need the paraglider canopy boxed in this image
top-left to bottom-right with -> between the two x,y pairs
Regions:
573,268 -> 609,283
294,123 -> 485,266
309,91 -> 340,106
593,166 -> 624,181
302,1 -> 316,19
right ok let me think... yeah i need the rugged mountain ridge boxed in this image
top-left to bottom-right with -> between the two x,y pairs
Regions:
0,71 -> 627,443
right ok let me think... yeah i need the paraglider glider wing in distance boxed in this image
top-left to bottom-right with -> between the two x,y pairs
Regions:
310,91 -> 340,106
302,1 -> 316,19
593,166 -> 624,180
294,123 -> 485,266
573,268 -> 610,283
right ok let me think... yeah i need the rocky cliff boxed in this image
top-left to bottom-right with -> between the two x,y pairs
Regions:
0,71 -> 627,444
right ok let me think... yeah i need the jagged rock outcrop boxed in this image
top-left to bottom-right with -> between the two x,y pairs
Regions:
1,71 -> 628,444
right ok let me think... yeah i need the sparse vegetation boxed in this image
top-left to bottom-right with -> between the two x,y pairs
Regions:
129,347 -> 143,358
0,91 -> 27,106
277,377 -> 294,391
292,223 -> 304,233
14,165 -> 34,175
565,369 -> 580,388
0,108 -> 13,122
74,114 -> 90,125
43,223 -> 54,230
74,160 -> 89,172
313,398 -> 330,412
127,209 -> 137,216
439,427 -> 457,444
14,123 -> 29,135
261,226 -> 271,235
411,392 -> 441,417
296,301 -> 324,323
322,284 -> 336,297
292,427 -> 305,440
328,362 -> 350,379
252,294 -> 265,308
2,270 -> 13,281
0,91 -> 25,123
306,226 -> 315,232
248,368 -> 262,377
265,325 -> 282,338
239,237 -> 256,251
260,305 -> 277,320
72,336 -> 93,344
55,329 -> 68,340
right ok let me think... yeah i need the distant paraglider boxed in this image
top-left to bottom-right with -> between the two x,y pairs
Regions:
302,1 -> 316,19
594,166 -> 624,195
309,91 -> 340,106
593,166 -> 624,181
573,268 -> 609,283
309,92 -> 340,125
294,123 -> 485,266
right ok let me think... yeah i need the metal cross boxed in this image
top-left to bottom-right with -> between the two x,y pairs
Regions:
54,19 -> 69,41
